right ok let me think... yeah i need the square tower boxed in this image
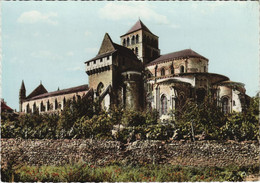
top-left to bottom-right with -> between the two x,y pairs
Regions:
120,20 -> 160,65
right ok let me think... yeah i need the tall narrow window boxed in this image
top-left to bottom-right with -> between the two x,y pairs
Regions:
127,37 -> 130,46
26,103 -> 30,113
180,65 -> 185,73
135,47 -> 138,56
161,95 -> 167,115
40,101 -> 45,112
47,100 -> 50,111
123,39 -> 126,46
222,97 -> 229,114
161,68 -> 165,76
131,36 -> 135,45
63,97 -> 66,107
97,82 -> 104,96
170,66 -> 174,74
136,35 -> 139,43
55,99 -> 58,110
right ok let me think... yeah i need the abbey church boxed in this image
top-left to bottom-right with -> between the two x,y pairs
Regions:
19,20 -> 248,120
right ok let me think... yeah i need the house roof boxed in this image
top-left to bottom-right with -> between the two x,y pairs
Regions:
146,49 -> 208,66
85,33 -> 139,63
28,84 -> 89,100
121,20 -> 157,37
1,100 -> 13,112
26,84 -> 48,99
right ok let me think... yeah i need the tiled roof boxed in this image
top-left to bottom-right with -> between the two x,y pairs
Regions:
146,49 -> 208,66
28,84 -> 89,100
27,84 -> 48,99
121,20 -> 155,37
1,101 -> 13,112
218,80 -> 245,87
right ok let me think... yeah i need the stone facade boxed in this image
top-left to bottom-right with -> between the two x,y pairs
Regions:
20,19 -> 248,117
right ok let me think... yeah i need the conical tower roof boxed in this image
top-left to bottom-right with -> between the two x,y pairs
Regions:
20,80 -> 25,91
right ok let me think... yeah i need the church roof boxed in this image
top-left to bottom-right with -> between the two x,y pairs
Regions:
121,20 -> 157,37
85,33 -> 138,63
146,49 -> 208,66
28,84 -> 89,100
26,84 -> 48,99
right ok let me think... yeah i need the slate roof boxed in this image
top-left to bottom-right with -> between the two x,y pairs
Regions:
85,33 -> 139,63
121,20 -> 157,37
28,84 -> 89,100
20,80 -> 25,91
146,49 -> 208,66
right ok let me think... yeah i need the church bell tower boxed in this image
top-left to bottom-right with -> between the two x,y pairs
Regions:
120,19 -> 160,65
19,80 -> 26,112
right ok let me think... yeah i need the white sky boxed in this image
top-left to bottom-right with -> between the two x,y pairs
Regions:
2,1 -> 259,110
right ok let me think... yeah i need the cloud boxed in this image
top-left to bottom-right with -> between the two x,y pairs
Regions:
17,10 -> 58,25
30,50 -> 62,60
98,2 -> 169,25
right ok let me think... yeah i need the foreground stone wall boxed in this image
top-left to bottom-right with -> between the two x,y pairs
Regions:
1,139 -> 259,169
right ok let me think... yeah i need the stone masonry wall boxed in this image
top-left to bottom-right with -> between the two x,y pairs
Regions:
1,139 -> 259,169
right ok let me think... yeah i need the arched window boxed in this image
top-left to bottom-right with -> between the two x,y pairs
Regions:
136,34 -> 139,43
161,95 -> 167,115
222,97 -> 229,114
26,103 -> 30,113
131,36 -> 135,45
46,100 -> 50,111
132,48 -> 134,53
127,37 -> 130,46
97,82 -> 104,96
180,65 -> 185,73
123,39 -> 126,46
170,66 -> 174,74
40,101 -> 45,112
55,99 -> 58,110
161,68 -> 165,76
135,47 -> 138,56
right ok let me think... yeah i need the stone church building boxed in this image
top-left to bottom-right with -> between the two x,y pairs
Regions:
19,20 -> 248,119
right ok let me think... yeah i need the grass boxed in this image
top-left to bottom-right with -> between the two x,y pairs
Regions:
1,162 -> 259,182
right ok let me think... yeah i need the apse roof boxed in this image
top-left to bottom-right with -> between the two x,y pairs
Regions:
146,49 -> 208,66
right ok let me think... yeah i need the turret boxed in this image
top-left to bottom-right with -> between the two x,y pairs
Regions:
19,80 -> 26,112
